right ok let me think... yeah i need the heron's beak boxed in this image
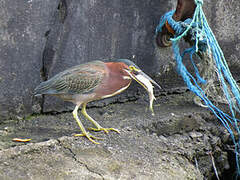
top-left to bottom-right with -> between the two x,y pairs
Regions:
135,71 -> 162,90
124,69 -> 161,116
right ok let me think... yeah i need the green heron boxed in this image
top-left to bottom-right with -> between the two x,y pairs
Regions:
34,59 -> 161,144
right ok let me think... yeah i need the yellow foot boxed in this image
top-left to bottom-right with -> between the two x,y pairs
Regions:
74,132 -> 103,144
88,127 -> 120,134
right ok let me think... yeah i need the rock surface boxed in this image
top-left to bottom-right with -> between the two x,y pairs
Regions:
0,0 -> 239,179
0,92 -> 233,179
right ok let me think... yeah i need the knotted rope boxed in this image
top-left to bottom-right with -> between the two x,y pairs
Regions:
156,0 -> 240,176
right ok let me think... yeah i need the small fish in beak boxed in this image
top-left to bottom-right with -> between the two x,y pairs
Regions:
124,69 -> 161,116
134,72 -> 161,116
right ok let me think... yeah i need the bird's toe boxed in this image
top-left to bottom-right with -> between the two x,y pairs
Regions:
74,132 -> 102,144
88,127 -> 120,134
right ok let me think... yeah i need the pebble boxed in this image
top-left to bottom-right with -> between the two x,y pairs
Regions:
189,132 -> 203,138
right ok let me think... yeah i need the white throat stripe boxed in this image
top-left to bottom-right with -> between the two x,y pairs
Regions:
101,83 -> 131,99
122,76 -> 131,80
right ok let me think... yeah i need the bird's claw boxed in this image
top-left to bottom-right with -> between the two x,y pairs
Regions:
88,127 -> 120,134
74,132 -> 102,144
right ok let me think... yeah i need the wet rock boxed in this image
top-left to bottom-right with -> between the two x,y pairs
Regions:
148,113 -> 204,136
1,0 -> 240,120
0,92 -> 234,179
0,0 -> 60,121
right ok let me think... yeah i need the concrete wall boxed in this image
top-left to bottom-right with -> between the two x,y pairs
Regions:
0,0 -> 239,120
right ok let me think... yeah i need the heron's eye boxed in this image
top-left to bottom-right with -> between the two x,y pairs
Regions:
129,65 -> 140,72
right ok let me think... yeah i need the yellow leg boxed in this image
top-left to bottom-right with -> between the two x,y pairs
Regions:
72,105 -> 101,144
81,103 -> 120,134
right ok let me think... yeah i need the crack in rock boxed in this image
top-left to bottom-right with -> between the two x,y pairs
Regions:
56,139 -> 104,180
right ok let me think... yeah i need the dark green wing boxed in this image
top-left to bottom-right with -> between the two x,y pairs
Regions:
34,61 -> 105,95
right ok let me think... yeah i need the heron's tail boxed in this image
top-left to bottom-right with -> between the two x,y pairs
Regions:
34,80 -> 53,96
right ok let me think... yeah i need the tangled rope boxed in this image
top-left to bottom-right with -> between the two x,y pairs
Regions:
156,0 -> 240,176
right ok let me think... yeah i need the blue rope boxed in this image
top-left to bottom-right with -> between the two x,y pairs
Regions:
181,47 -> 206,84
156,0 -> 240,176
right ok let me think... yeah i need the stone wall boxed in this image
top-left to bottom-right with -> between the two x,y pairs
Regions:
0,0 -> 239,120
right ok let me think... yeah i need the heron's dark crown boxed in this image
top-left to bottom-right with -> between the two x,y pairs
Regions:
113,59 -> 140,69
